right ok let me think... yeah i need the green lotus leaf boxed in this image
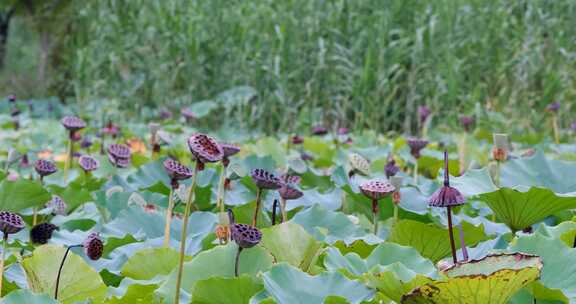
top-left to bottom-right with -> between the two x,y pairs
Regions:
0,178 -> 51,212
121,247 -> 183,280
291,204 -> 378,244
510,232 -> 576,301
21,245 -> 107,304
477,187 -> 576,232
534,221 -> 576,248
324,243 -> 436,302
262,263 -> 373,304
388,220 -> 490,262
157,243 -> 273,304
501,150 -> 576,194
1,289 -> 57,304
190,275 -> 263,304
450,168 -> 498,197
260,222 -> 323,271
126,158 -> 171,194
105,281 -> 160,304
402,253 -> 542,304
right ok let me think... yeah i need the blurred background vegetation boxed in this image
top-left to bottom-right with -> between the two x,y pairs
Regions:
1,0 -> 575,134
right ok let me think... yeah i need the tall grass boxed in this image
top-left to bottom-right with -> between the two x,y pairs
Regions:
59,0 -> 576,133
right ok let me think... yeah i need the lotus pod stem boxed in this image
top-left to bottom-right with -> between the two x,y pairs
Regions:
175,162 -> 199,304
251,188 -> 263,227
163,187 -> 175,247
234,247 -> 243,277
447,206 -> 457,264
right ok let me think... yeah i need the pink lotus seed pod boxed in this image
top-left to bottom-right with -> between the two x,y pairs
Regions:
0,211 -> 24,235
407,138 -> 428,159
279,185 -> 303,200
360,180 -> 395,201
251,169 -> 282,190
187,133 -> 224,163
163,158 -> 193,181
230,223 -> 262,249
61,116 -> 86,132
78,155 -> 99,172
34,159 -> 57,177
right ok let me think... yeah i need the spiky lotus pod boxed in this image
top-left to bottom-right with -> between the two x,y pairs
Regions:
163,158 -> 193,181
311,125 -> 328,136
0,211 -> 24,235
279,185 -> 303,200
251,169 -> 282,190
78,155 -> 99,172
46,195 -> 68,216
34,159 -> 57,177
107,144 -> 131,168
61,116 -> 86,132
360,180 -> 395,201
348,153 -> 370,176
230,223 -> 262,249
83,233 -> 104,260
30,223 -> 58,244
187,133 -> 224,164
407,138 -> 428,159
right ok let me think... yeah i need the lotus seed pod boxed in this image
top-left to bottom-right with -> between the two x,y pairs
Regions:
348,153 -> 370,176
230,223 -> 262,249
46,195 -> 68,216
337,127 -> 349,135
279,185 -> 304,200
493,133 -> 509,150
187,133 -> 224,163
163,158 -> 193,182
30,223 -> 58,244
360,180 -> 395,201
61,116 -> 86,132
428,150 -> 465,208
0,211 -> 24,235
311,125 -> 328,136
148,123 -> 160,135
34,159 -> 57,177
78,155 -> 99,172
280,174 -> 301,186
8,95 -> 16,103
407,138 -> 428,159
107,144 -> 131,168
250,169 -> 282,190
221,143 -> 241,159
83,233 -> 104,260
384,156 -> 399,179
181,108 -> 195,120
291,135 -> 304,145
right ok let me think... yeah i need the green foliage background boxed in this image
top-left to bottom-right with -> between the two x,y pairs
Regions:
3,0 -> 576,132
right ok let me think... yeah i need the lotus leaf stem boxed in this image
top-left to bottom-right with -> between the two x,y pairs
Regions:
54,244 -> 83,300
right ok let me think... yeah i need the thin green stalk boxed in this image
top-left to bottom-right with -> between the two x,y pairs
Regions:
174,162 -> 199,304
413,161 -> 419,185
393,204 -> 398,223
279,197 -> 288,223
63,135 -> 73,183
372,199 -> 379,235
163,187 -> 175,247
552,115 -> 559,144
447,206 -> 457,264
217,163 -> 227,214
251,188 -> 263,227
0,234 -> 7,297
